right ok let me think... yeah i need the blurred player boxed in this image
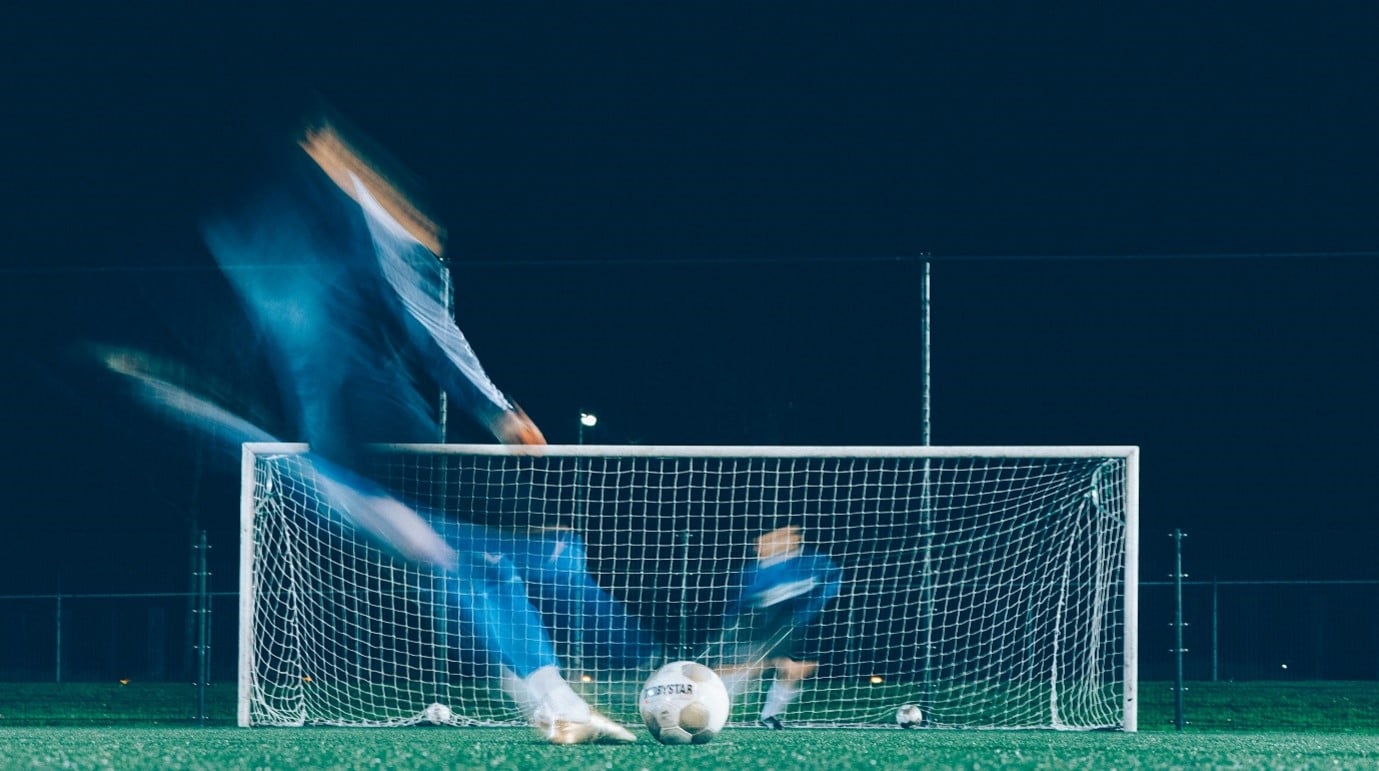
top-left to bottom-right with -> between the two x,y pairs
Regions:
713,525 -> 842,729
198,112 -> 645,743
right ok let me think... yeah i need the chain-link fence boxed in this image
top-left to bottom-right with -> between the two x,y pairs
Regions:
2,580 -> 1376,685
1139,579 -> 1379,681
0,591 -> 239,684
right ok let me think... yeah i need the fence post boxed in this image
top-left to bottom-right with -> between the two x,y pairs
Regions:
55,575 -> 62,684
1171,529 -> 1187,731
1211,576 -> 1219,682
194,530 -> 210,726
676,526 -> 692,660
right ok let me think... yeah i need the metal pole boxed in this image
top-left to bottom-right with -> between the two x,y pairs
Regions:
677,526 -> 692,661
437,257 -> 453,442
1211,576 -> 1219,682
918,258 -> 934,703
1173,529 -> 1186,731
575,413 -> 597,522
55,576 -> 62,684
575,415 -> 585,521
921,259 -> 931,447
572,413 -> 594,673
919,464 -> 934,705
196,530 -> 210,726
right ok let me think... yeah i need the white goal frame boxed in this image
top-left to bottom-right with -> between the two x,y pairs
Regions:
238,443 -> 1138,731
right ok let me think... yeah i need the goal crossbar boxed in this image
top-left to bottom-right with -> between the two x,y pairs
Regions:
243,442 -> 1139,458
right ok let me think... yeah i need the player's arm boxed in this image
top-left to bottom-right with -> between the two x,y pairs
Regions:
489,404 -> 546,445
298,117 -> 545,446
298,118 -> 446,256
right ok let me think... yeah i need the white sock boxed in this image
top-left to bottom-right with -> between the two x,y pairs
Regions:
522,664 -> 591,723
720,665 -> 763,699
761,678 -> 801,720
500,666 -> 540,721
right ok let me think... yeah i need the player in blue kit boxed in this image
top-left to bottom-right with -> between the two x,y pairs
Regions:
714,524 -> 843,728
198,114 -> 649,744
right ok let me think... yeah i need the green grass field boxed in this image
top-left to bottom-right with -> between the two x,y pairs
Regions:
5,726 -> 1379,770
1,682 -> 1377,769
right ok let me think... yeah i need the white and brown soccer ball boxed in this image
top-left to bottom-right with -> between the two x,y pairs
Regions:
896,703 -> 924,728
638,661 -> 731,745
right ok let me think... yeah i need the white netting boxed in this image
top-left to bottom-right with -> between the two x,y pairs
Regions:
239,445 -> 1136,730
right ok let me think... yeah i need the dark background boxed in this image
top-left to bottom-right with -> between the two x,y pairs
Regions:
2,2 -> 1377,597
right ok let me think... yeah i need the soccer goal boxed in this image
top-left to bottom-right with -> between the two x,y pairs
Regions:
238,444 -> 1138,731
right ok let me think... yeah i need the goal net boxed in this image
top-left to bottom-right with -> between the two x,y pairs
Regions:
238,444 -> 1138,730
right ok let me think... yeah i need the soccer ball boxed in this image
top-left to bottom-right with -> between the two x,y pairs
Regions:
896,703 -> 923,729
638,661 -> 731,745
423,702 -> 453,725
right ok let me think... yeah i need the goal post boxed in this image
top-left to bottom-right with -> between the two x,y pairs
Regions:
238,444 -> 1138,731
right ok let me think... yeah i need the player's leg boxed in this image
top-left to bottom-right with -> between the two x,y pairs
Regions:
713,584 -> 798,701
430,518 -> 635,744
757,657 -> 818,728
503,528 -> 657,670
716,550 -> 843,724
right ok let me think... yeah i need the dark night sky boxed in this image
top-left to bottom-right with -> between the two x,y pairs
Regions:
2,3 -> 1377,594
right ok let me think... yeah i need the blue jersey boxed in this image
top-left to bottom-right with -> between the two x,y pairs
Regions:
203,144 -> 513,474
718,548 -> 843,662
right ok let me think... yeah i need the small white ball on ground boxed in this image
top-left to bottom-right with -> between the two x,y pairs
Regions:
423,702 -> 453,725
896,703 -> 923,728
